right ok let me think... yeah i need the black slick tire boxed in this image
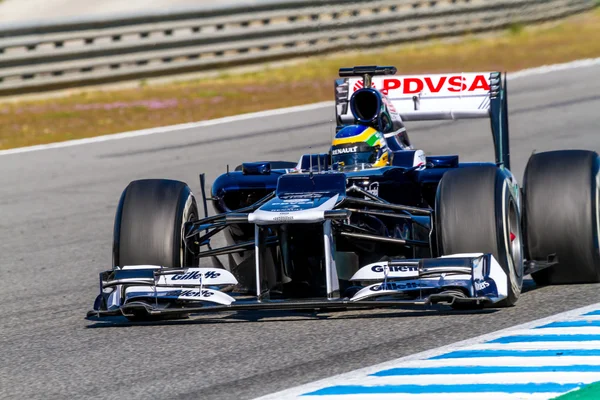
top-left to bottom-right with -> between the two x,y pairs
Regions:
436,165 -> 524,307
113,179 -> 198,269
523,150 -> 600,285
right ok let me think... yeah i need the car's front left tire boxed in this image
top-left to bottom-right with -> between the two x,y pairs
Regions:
436,165 -> 524,307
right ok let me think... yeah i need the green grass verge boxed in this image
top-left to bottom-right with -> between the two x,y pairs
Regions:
553,382 -> 600,399
1,9 -> 599,150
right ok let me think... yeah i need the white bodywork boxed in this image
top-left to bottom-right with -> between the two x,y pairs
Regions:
248,195 -> 339,225
339,72 -> 494,122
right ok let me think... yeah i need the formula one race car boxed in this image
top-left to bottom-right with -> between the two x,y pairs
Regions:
88,66 -> 600,321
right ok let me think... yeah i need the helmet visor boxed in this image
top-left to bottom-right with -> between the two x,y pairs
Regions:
331,143 -> 379,171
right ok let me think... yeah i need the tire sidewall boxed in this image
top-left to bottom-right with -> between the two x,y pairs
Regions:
112,188 -> 127,269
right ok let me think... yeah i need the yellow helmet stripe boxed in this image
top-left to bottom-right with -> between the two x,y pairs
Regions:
332,126 -> 380,145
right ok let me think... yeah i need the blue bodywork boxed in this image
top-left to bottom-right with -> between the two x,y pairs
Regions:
211,153 -> 491,216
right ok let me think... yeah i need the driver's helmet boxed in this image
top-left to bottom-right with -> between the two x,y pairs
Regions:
331,125 -> 389,171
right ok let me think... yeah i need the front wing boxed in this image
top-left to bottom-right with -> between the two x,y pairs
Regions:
87,253 -> 507,320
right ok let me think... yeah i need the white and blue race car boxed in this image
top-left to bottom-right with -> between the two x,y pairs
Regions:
88,66 -> 600,321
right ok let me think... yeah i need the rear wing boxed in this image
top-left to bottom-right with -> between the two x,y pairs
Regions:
334,71 -> 510,169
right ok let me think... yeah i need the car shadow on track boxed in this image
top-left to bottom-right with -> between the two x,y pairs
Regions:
84,307 -> 500,329
84,279 -> 537,329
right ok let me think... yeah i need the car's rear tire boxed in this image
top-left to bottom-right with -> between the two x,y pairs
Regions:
523,150 -> 600,285
436,165 -> 524,307
113,179 -> 198,269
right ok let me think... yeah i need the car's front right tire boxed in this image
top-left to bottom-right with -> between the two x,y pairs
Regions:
113,179 -> 198,269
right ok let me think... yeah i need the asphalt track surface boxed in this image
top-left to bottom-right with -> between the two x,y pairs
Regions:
1,64 -> 599,400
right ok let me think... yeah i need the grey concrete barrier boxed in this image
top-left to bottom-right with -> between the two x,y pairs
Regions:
0,0 -> 593,95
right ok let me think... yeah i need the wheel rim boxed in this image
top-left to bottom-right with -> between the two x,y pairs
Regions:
180,210 -> 196,267
179,191 -> 197,267
507,197 -> 523,282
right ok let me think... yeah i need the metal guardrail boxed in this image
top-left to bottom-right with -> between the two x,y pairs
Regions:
0,0 -> 594,95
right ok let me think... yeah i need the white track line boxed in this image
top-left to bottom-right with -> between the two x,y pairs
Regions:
467,342 -> 600,350
509,57 -> 600,79
500,328 -> 600,335
2,57 -> 600,157
330,372 -> 600,386
400,357 -> 600,367
299,393 -> 561,400
0,101 -> 333,157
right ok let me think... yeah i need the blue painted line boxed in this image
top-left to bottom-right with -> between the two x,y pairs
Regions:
584,310 -> 600,316
536,320 -> 600,328
430,349 -> 600,359
489,335 -> 600,343
371,365 -> 600,376
302,383 -> 581,396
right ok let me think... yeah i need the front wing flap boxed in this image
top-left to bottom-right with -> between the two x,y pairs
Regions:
94,266 -> 239,313
348,253 -> 507,303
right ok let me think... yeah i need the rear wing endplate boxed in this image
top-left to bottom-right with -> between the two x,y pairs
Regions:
335,71 -> 510,169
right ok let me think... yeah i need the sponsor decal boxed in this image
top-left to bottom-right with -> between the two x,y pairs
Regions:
171,270 -> 221,280
332,146 -> 358,155
352,75 -> 491,95
165,289 -> 214,298
267,202 -> 303,211
272,199 -> 311,205
371,264 -> 418,273
475,280 -> 490,290
267,199 -> 311,212
367,182 -> 379,196
282,194 -> 324,200
273,214 -> 294,222
370,281 -> 425,291
414,151 -> 427,168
